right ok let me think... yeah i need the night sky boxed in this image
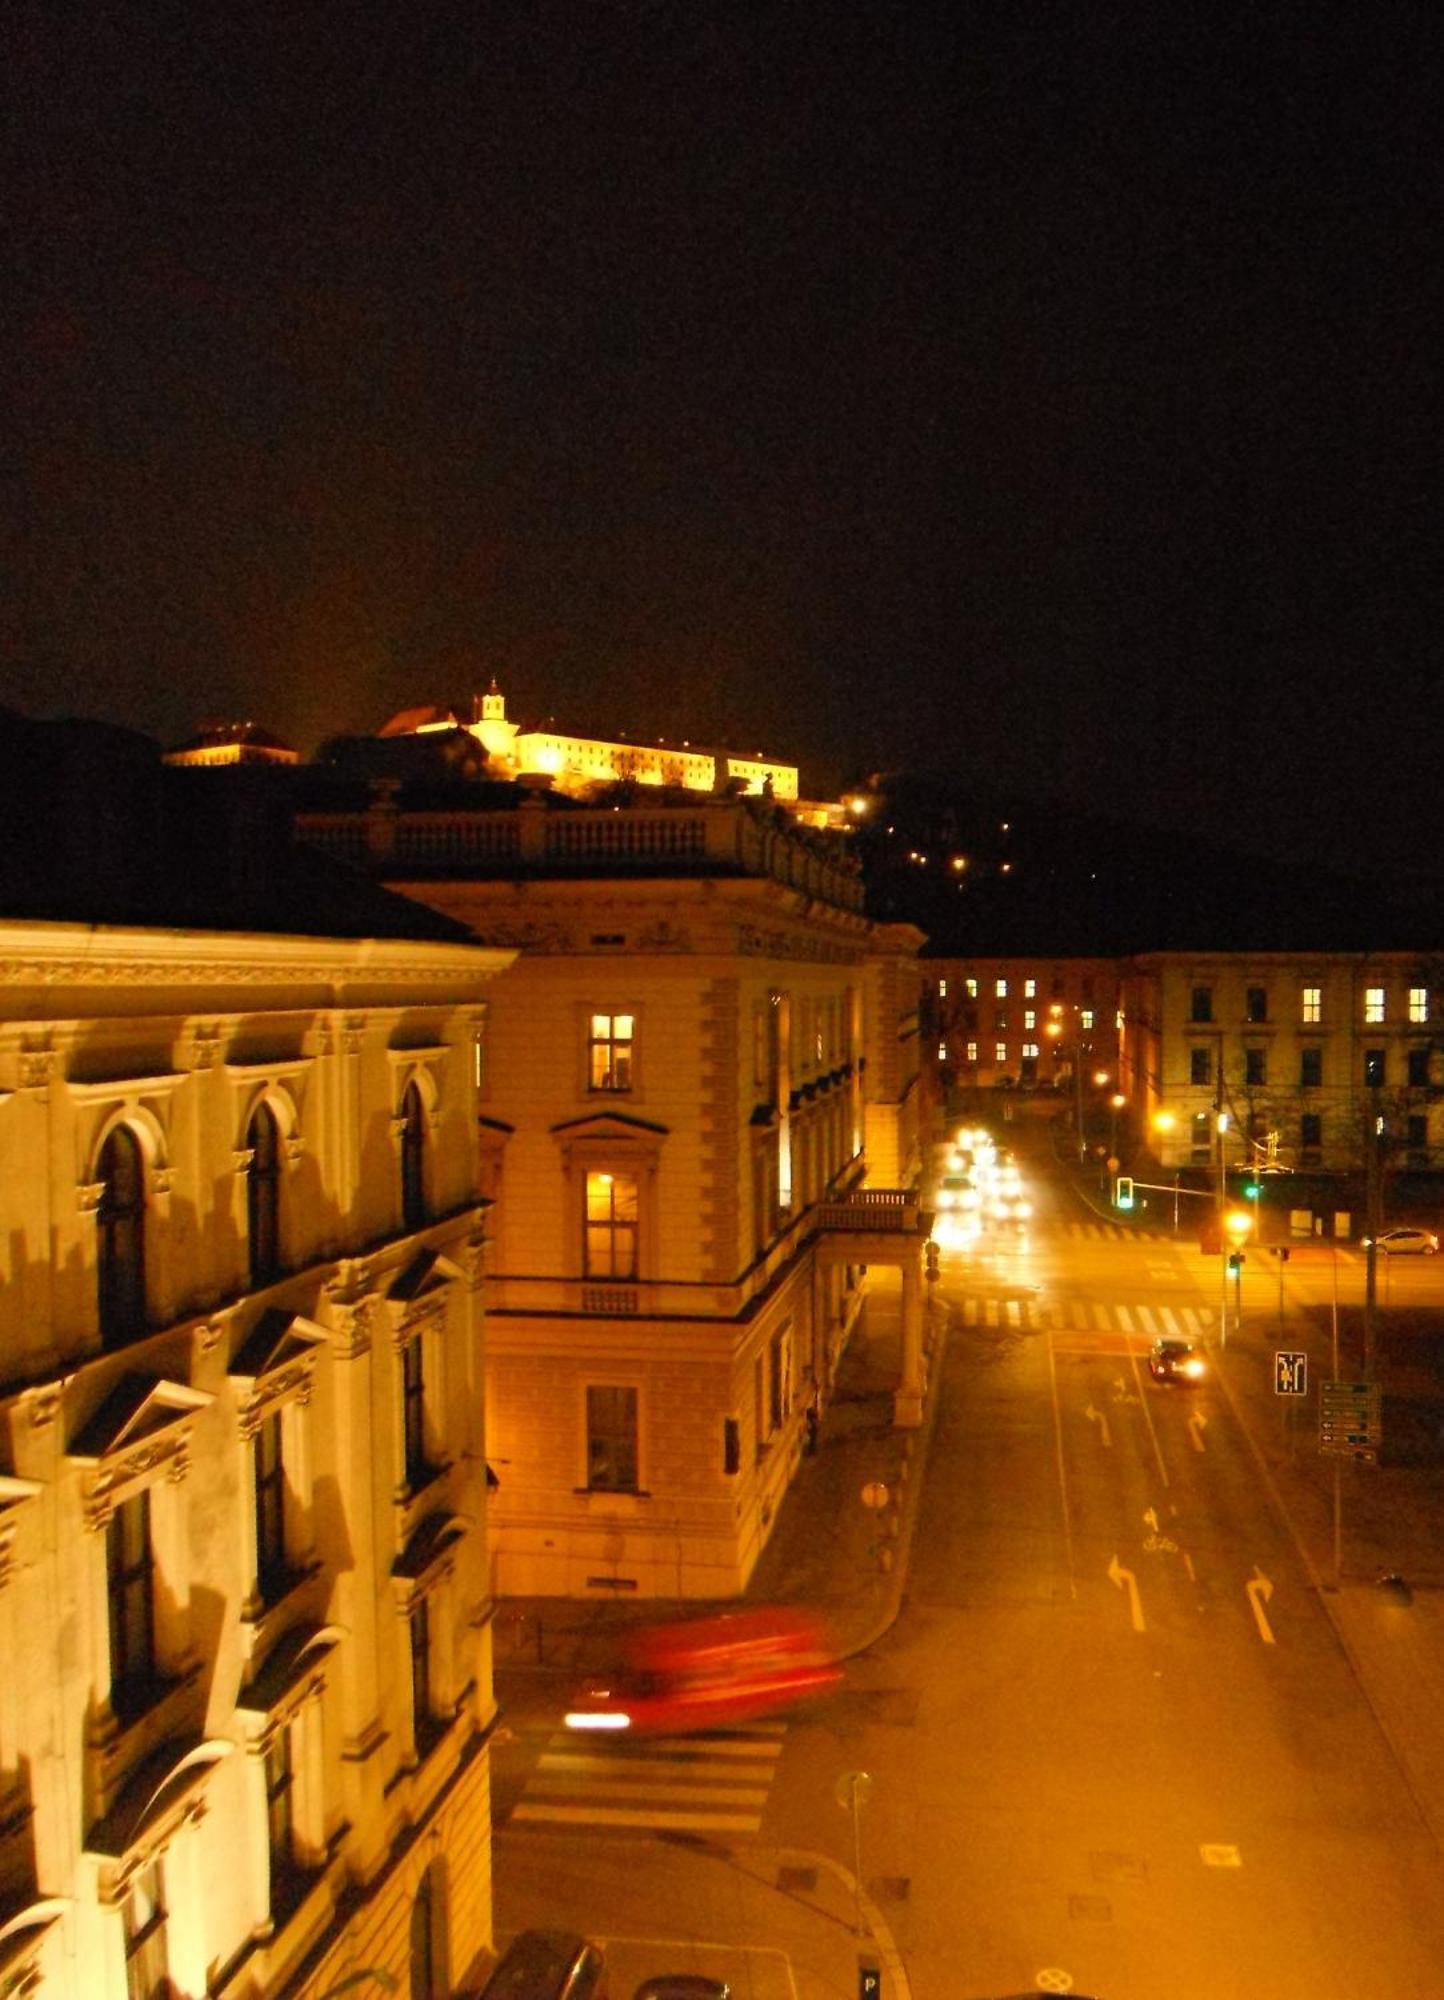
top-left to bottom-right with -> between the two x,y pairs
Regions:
4,3 -> 1440,879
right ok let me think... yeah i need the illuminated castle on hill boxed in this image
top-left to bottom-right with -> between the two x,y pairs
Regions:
380,678 -> 800,802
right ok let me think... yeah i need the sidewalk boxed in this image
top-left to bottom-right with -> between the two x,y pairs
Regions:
486,1265 -> 942,1999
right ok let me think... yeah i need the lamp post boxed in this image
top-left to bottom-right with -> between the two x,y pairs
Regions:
1152,1110 -> 1179,1232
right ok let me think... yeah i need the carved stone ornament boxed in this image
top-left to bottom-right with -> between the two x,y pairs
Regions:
26,1385 -> 61,1430
232,1148 -> 256,1176
18,1048 -> 57,1089
636,917 -> 692,952
195,1318 -> 227,1354
83,1430 -> 194,1531
77,1180 -> 106,1214
284,1136 -> 305,1167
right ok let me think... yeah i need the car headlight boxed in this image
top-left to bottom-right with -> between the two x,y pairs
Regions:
1183,1358 -> 1206,1378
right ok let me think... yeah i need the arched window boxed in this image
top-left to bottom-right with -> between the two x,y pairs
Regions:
400,1082 -> 427,1231
97,1125 -> 146,1346
247,1102 -> 282,1288
248,1104 -> 282,1288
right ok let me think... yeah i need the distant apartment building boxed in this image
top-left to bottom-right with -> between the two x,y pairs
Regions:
299,785 -> 928,1600
0,724 -> 515,1998
1120,952 -> 1444,1176
923,955 -> 1123,1096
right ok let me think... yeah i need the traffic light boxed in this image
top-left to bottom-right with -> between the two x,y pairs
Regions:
1115,1176 -> 1134,1210
924,1239 -> 940,1282
1242,1178 -> 1260,1200
1227,1250 -> 1246,1273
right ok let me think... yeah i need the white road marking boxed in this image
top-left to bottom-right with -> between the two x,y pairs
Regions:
1246,1566 -> 1277,1645
1108,1553 -> 1146,1632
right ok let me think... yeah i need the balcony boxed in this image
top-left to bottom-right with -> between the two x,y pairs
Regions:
813,1189 -> 926,1235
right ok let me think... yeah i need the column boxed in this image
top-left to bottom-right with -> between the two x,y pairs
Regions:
892,1254 -> 925,1429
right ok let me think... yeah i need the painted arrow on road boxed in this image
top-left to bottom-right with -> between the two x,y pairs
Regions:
1108,1554 -> 1146,1633
1188,1410 -> 1208,1453
1085,1403 -> 1112,1448
1246,1566 -> 1276,1645
1143,1505 -> 1160,1533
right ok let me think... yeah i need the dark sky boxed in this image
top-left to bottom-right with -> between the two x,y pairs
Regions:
4,2 -> 1440,877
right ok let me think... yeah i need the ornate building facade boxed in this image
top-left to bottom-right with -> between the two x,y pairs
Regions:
0,920 -> 513,1999
299,788 -> 928,1599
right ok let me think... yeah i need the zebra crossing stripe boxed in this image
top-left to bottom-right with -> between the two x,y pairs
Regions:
1135,1306 -> 1159,1335
512,1802 -> 763,1831
1115,1305 -> 1134,1332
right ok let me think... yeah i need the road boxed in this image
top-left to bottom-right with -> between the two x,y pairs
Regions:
765,1146 -> 1444,1998
489,1138 -> 1444,1998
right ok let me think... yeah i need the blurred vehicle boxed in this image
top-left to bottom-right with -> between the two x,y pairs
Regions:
1369,1227 -> 1439,1255
564,1607 -> 840,1736
1148,1336 -> 1207,1383
481,1929 -> 608,2000
633,1980 -> 730,2000
935,1173 -> 972,1210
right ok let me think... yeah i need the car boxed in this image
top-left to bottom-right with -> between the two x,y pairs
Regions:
1370,1227 -> 1439,1255
1148,1336 -> 1207,1383
631,1980 -> 728,2000
481,1929 -> 608,2000
564,1607 -> 840,1736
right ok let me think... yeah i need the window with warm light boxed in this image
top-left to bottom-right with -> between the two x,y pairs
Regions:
937,1042 -> 948,1062
1022,1041 -> 1039,1060
1409,987 -> 1428,1024
1301,986 -> 1321,1024
995,978 -> 1008,998
966,1041 -> 978,1063
1024,978 -> 1036,998
965,978 -> 978,998
938,978 -> 948,998
1023,1009 -> 1036,1030
1080,1009 -> 1095,1030
584,1171 -> 638,1278
588,1012 -> 635,1091
1365,987 -> 1386,1024
994,1041 -> 1008,1064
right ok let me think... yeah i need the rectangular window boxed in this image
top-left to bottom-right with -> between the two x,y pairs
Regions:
1023,978 -> 1036,998
1080,1009 -> 1095,1031
1190,1048 -> 1211,1085
265,1723 -> 295,1873
965,1041 -> 978,1063
255,1409 -> 287,1601
588,1012 -> 635,1091
723,1417 -> 740,1475
124,1857 -> 168,2000
768,1325 -> 791,1431
1407,1114 -> 1428,1155
1300,1112 -> 1322,1152
1364,987 -> 1386,1024
1023,1009 -> 1036,1030
108,1490 -> 155,1703
1408,1047 -> 1432,1087
1300,1048 -> 1323,1087
1301,986 -> 1322,1024
994,1009 -> 1008,1031
1409,987 -> 1428,1024
409,1596 -> 432,1730
1364,1049 -> 1386,1088
1190,1111 -> 1211,1159
994,978 -> 1008,998
584,1171 -> 638,1278
1190,987 -> 1213,1024
994,1042 -> 1008,1064
937,1042 -> 948,1062
1246,986 -> 1267,1023
965,978 -> 978,998
1021,1041 -> 1039,1060
402,1336 -> 428,1488
586,1384 -> 639,1491
1245,1049 -> 1266,1086
938,978 -> 948,998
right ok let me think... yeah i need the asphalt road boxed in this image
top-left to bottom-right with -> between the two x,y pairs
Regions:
762,1147 -> 1444,1999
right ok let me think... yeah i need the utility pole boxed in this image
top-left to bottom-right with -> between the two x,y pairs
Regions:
1363,1103 -> 1383,1377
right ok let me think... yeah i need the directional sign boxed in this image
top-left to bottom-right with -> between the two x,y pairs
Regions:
1274,1350 -> 1308,1397
1320,1379 -> 1382,1462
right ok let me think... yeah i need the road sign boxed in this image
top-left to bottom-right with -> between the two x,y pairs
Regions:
1320,1379 -> 1382,1462
1274,1350 -> 1308,1396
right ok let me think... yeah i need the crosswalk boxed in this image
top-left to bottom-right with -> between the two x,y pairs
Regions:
954,1296 -> 1215,1340
507,1720 -> 788,1835
1063,1222 -> 1168,1242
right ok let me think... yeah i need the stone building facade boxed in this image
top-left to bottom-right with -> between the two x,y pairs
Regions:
299,790 -> 928,1600
0,921 -> 512,2000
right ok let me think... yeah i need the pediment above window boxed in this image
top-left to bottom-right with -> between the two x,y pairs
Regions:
236,1620 -> 342,1733
392,1510 -> 470,1601
379,1247 -> 465,1342
0,1900 -> 65,1991
550,1110 -> 669,1141
0,1475 -> 41,1592
85,1735 -> 231,1868
68,1376 -> 213,1527
229,1309 -> 328,1432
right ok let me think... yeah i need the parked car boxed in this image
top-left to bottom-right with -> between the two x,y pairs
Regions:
1148,1336 -> 1207,1383
1369,1227 -> 1439,1255
481,1929 -> 608,2000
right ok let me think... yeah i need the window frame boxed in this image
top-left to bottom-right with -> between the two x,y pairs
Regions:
97,1124 -> 148,1348
585,1382 -> 640,1493
1301,985 -> 1322,1025
123,1855 -> 169,2000
583,1169 -> 640,1280
107,1489 -> 156,1709
399,1080 -> 427,1231
1364,986 -> 1386,1025
247,1100 -> 283,1289
587,1010 -> 637,1094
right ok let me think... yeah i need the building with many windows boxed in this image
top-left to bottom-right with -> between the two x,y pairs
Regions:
299,785 -> 928,1599
0,725 -> 515,1999
1119,951 -> 1444,1178
923,956 -> 1122,1097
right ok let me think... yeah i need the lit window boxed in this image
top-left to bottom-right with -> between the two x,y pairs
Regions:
588,1012 -> 635,1091
584,1171 -> 638,1278
938,978 -> 948,998
965,978 -> 978,998
1080,1009 -> 1095,1030
1024,978 -> 1036,998
995,978 -> 1008,998
1409,987 -> 1428,1024
1301,986 -> 1321,1024
965,1041 -> 978,1063
1022,1041 -> 1039,1059
938,1042 -> 948,1062
1365,987 -> 1386,1024
995,1042 -> 1008,1063
586,1384 -> 639,1491
1023,1009 -> 1035,1030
